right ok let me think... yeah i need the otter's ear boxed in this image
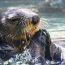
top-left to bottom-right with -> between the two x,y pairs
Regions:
32,16 -> 40,25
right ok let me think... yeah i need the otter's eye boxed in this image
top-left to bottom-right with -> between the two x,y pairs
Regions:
32,16 -> 40,25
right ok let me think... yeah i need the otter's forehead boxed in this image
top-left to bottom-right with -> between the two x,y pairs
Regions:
3,8 -> 38,19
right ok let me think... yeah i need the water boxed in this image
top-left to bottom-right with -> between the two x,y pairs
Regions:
39,12 -> 65,38
0,0 -> 43,8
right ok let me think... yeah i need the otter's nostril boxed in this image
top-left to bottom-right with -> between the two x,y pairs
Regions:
32,16 -> 40,25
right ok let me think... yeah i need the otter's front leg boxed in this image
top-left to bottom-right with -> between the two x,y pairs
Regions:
29,40 -> 47,65
45,29 -> 61,64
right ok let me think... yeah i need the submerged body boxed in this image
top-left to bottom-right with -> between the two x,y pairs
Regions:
0,8 -> 61,65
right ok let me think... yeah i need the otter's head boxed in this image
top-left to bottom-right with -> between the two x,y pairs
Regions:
1,8 -> 40,52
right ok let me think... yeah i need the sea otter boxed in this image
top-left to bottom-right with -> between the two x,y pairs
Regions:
0,8 -> 61,65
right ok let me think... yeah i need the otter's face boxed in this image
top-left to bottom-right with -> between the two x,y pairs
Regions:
1,8 -> 40,51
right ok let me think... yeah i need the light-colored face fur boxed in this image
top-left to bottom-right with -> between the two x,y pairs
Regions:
0,8 -> 40,51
